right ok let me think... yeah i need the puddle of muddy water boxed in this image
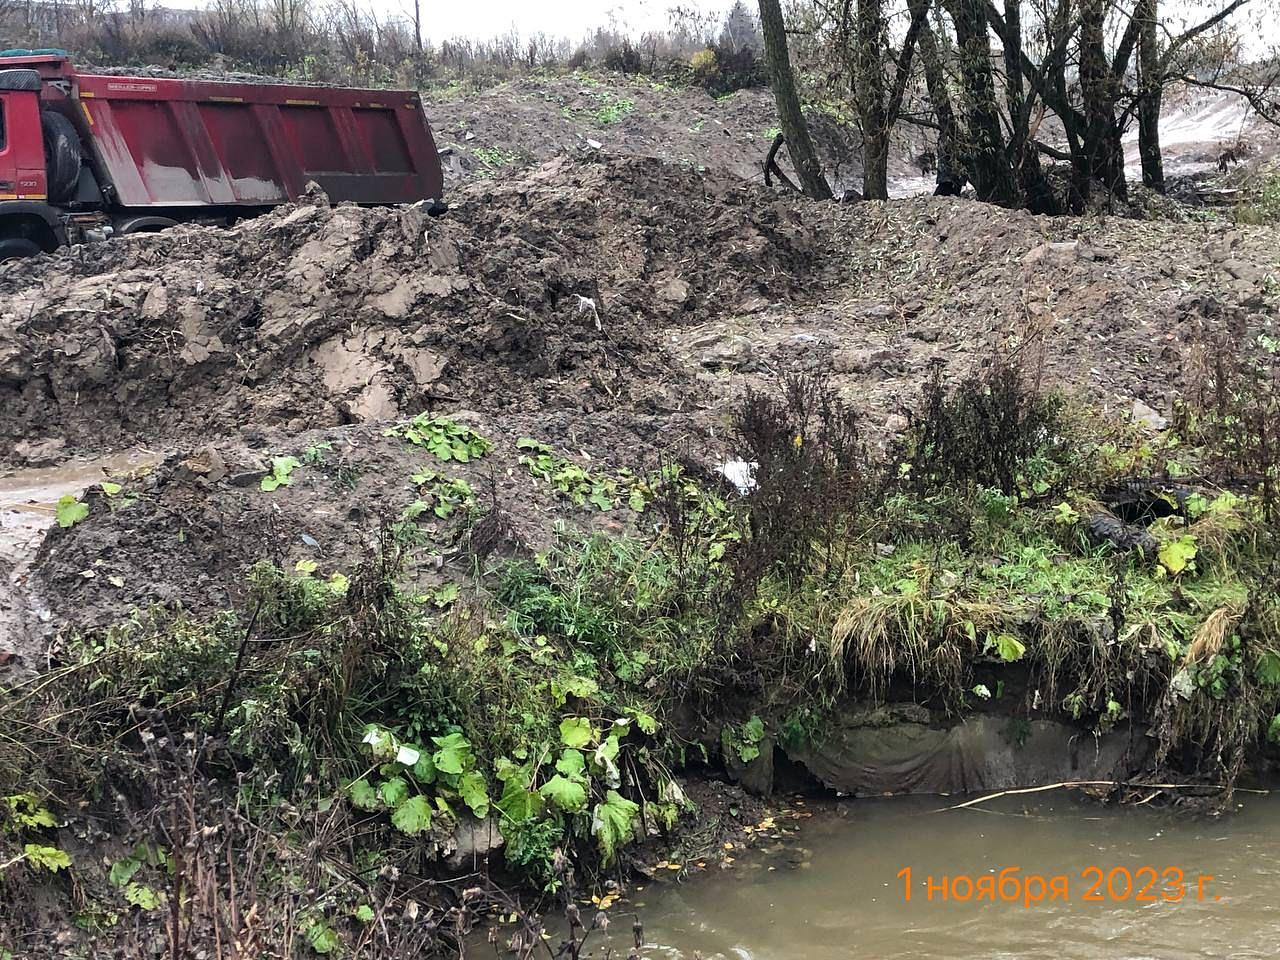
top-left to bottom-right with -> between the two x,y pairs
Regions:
579,793 -> 1280,960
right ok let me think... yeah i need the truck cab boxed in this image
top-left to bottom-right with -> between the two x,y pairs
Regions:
0,68 -> 60,259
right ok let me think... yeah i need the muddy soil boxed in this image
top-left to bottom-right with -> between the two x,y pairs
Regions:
423,74 -> 905,195
0,141 -> 1278,670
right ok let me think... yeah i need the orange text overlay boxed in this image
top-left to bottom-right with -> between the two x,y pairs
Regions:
897,866 -> 1222,906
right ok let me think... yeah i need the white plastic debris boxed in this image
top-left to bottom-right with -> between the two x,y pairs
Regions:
718,460 -> 758,494
577,295 -> 601,330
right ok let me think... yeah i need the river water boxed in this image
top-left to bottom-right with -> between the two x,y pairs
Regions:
611,792 -> 1280,960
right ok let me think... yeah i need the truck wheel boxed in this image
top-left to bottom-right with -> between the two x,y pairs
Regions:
0,237 -> 42,261
41,111 -> 83,203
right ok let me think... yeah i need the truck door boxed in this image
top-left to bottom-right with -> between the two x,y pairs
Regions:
0,71 -> 49,202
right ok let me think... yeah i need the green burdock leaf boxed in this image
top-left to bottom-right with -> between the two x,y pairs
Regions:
558,675 -> 599,700
378,777 -> 409,809
355,904 -> 376,923
390,795 -> 434,835
24,844 -> 71,872
412,751 -> 437,785
431,732 -> 474,775
635,712 -> 659,735
559,717 -> 593,748
55,495 -> 89,528
124,883 -> 163,911
260,456 -> 300,492
1158,535 -> 1197,575
100,481 -> 123,496
496,777 -> 544,824
556,748 -> 586,777
347,779 -> 380,811
109,856 -> 143,888
301,918 -> 339,955
741,715 -> 765,744
591,791 -> 639,864
990,633 -> 1026,663
539,775 -> 588,812
1257,651 -> 1280,687
458,770 -> 490,819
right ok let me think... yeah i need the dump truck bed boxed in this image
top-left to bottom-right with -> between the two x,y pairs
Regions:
12,55 -> 443,209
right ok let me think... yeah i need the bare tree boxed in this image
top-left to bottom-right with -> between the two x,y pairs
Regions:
846,0 -> 928,199
758,0 -> 833,199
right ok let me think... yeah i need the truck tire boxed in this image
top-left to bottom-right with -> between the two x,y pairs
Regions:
0,237 -> 42,261
41,111 -> 83,203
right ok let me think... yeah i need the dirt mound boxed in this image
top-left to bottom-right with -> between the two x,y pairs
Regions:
0,155 -> 834,462
424,75 -> 881,193
4,150 -> 1280,649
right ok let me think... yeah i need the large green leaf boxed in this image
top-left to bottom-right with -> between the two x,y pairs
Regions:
348,779 -> 380,811
24,844 -> 71,872
412,751 -> 437,784
55,495 -> 89,529
539,774 -> 588,812
994,633 -> 1026,663
109,856 -> 143,889
559,717 -> 593,748
300,918 -> 339,955
431,732 -> 474,775
1256,651 -> 1280,687
124,883 -> 163,911
555,748 -> 586,777
390,795 -> 434,835
378,777 -> 409,809
496,775 -> 544,824
591,791 -> 639,864
458,770 -> 490,818
1158,535 -> 1197,575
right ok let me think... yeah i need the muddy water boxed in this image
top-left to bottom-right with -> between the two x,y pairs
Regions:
624,794 -> 1280,960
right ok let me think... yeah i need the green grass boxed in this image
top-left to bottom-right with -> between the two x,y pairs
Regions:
591,92 -> 635,124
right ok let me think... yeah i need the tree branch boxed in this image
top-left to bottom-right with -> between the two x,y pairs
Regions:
1161,0 -> 1251,72
1032,139 -> 1075,162
1179,74 -> 1280,127
886,0 -> 930,124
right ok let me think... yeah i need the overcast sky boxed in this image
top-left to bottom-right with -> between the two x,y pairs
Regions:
368,0 -> 738,44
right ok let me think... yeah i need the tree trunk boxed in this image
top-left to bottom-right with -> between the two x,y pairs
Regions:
862,132 -> 890,199
1137,0 -> 1165,191
1001,0 -> 1058,213
943,0 -> 1018,205
853,0 -> 890,199
1079,0 -> 1127,203
758,0 -> 833,200
916,3 -> 961,189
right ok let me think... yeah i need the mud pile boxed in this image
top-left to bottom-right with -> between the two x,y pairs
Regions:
3,149 -> 1280,650
0,155 -> 833,460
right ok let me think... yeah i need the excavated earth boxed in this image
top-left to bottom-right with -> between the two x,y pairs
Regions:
1,150 -> 1279,671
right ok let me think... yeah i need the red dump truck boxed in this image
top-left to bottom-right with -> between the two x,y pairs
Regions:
0,51 -> 445,259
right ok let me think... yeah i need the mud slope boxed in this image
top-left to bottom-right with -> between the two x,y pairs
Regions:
423,75 -> 883,192
0,155 -> 835,459
3,151 -> 1279,658
3,154 -> 1279,466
